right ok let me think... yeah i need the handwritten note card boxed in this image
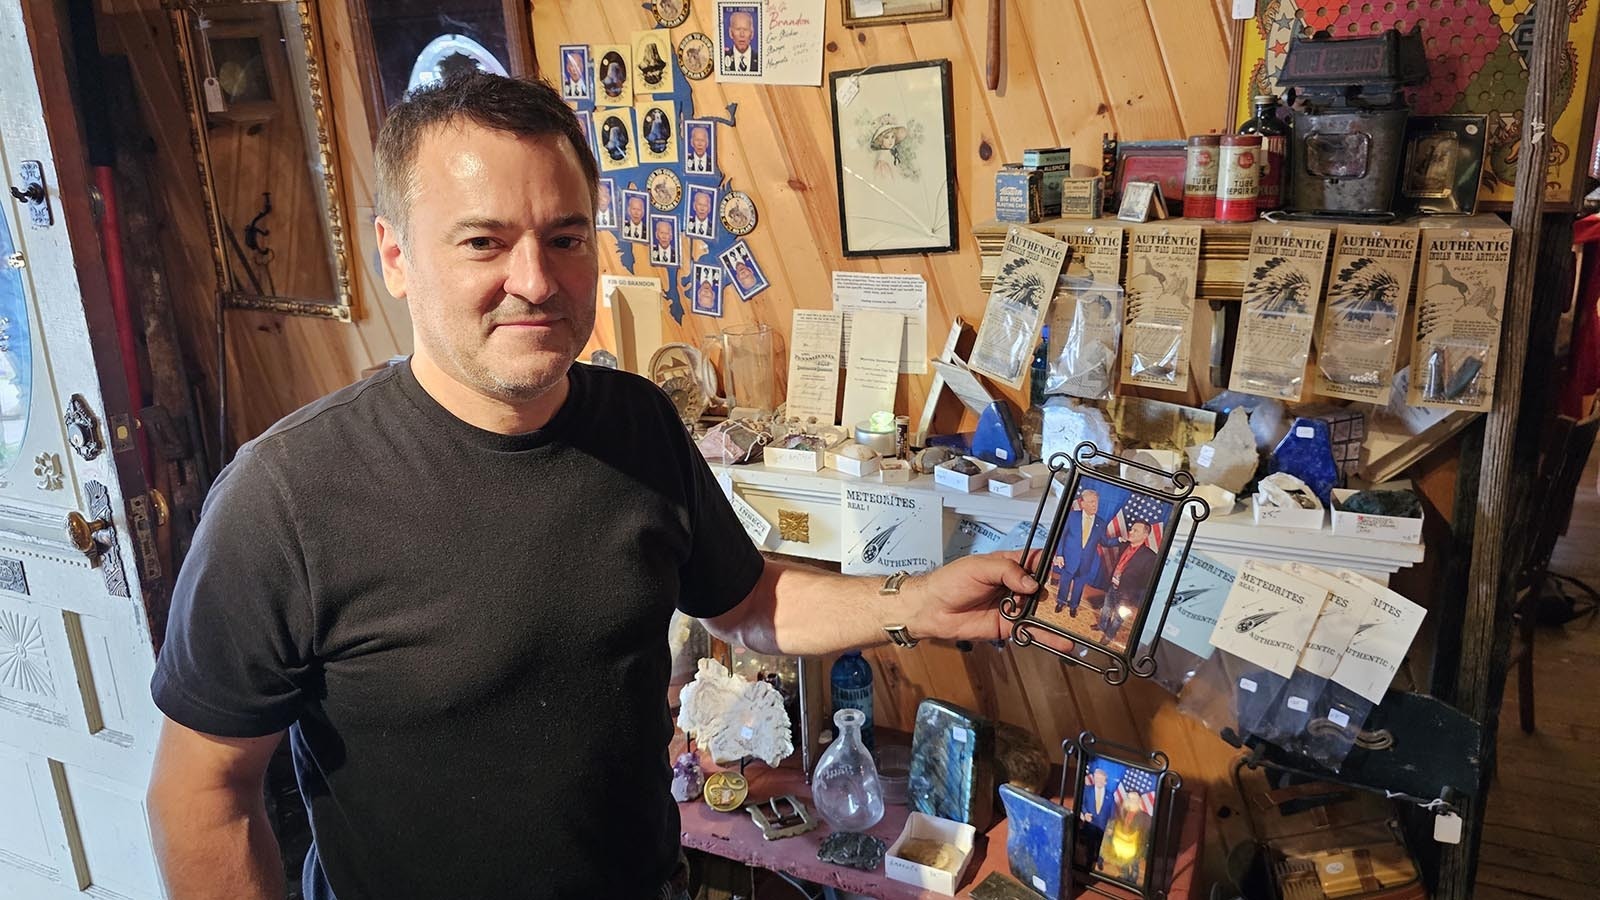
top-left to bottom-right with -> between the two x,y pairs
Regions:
760,0 -> 826,85
841,310 -> 903,430
787,309 -> 844,424
833,271 -> 928,374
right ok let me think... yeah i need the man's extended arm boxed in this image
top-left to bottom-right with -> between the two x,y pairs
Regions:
148,718 -> 285,900
702,553 -> 1039,656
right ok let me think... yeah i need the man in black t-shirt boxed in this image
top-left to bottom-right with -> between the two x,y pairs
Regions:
146,74 -> 1041,900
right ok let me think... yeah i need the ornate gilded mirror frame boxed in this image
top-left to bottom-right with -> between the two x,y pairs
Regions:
166,0 -> 356,321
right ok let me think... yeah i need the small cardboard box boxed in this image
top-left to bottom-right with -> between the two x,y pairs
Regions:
995,167 -> 1043,223
878,459 -> 913,483
987,471 -> 1030,497
1023,147 -> 1071,168
934,456 -> 996,493
1059,176 -> 1104,218
1019,462 -> 1053,491
826,444 -> 881,478
1331,484 -> 1424,544
884,812 -> 978,896
764,446 -> 823,472
1251,493 -> 1326,530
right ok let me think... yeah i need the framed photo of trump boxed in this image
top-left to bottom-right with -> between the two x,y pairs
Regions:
1001,442 -> 1209,684
829,60 -> 957,258
1061,731 -> 1181,900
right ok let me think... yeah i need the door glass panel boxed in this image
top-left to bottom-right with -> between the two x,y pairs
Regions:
0,211 -> 33,475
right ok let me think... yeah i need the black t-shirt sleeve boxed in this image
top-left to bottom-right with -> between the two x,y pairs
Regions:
151,443 -> 316,737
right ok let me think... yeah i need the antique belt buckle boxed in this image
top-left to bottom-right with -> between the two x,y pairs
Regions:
745,794 -> 817,840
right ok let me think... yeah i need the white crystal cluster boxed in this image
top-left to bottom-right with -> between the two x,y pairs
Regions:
676,658 -> 794,767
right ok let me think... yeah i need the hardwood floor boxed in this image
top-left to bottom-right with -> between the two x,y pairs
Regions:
1477,444 -> 1600,898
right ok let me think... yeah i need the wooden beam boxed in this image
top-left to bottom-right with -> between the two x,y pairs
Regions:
1438,1 -> 1571,896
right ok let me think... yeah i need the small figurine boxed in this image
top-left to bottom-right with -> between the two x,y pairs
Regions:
670,751 -> 703,802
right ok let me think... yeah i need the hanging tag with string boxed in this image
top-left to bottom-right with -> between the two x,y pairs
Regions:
193,10 -> 227,113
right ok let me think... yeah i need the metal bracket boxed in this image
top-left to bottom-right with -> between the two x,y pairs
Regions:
126,494 -> 162,585
64,395 -> 104,461
84,481 -> 129,597
108,413 -> 136,455
11,161 -> 53,228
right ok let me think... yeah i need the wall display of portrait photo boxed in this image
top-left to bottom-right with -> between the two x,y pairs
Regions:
595,179 -> 619,231
620,189 -> 651,243
683,119 -> 717,176
691,264 -> 724,317
637,99 -> 681,166
650,214 -> 682,267
720,240 -> 770,301
1062,732 -> 1180,900
829,60 -> 957,257
559,44 -> 592,101
684,185 -> 719,240
717,2 -> 763,78
1002,444 -> 1209,684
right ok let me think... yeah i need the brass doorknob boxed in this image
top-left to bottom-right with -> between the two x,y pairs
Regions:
65,512 -> 111,555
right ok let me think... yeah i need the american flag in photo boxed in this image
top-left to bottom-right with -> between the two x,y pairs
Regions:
1108,493 -> 1169,550
1116,766 -> 1159,816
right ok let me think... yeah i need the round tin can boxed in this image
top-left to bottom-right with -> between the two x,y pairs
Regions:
1183,134 -> 1221,219
1216,134 -> 1261,222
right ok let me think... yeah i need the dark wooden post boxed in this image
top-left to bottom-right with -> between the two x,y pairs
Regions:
1436,1 -> 1571,896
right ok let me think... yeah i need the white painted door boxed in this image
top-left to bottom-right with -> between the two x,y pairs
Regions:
0,4 -> 164,899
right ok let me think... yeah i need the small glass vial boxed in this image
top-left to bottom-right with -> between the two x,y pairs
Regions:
1239,94 -> 1290,211
1217,134 -> 1261,222
1183,134 -> 1221,219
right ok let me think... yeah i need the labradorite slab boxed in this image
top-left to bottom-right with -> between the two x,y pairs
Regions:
908,699 -> 997,831
1338,489 -> 1422,518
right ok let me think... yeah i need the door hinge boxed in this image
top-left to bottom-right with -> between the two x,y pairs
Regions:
10,161 -> 52,228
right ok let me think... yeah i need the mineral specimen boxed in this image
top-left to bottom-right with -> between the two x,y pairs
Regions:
1269,418 -> 1339,506
999,783 -> 1070,900
676,658 -> 794,767
817,831 -> 886,870
908,699 -> 997,831
1186,410 -> 1259,494
1338,489 -> 1422,518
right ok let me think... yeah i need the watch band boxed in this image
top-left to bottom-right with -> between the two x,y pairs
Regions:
879,571 -> 918,647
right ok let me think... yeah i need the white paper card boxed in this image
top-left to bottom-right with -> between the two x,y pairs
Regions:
757,0 -> 826,85
602,275 -> 665,373
1330,572 -> 1428,704
970,228 -> 1069,388
929,358 -> 995,414
841,310 -> 904,430
834,272 -> 928,374
1287,696 -> 1309,712
786,309 -> 844,424
730,490 -> 774,547
1434,812 -> 1463,844
1328,708 -> 1351,728
1233,0 -> 1256,18
1239,678 -> 1258,693
852,0 -> 885,15
1209,561 -> 1331,678
841,485 -> 940,575
1284,563 -> 1368,679
1148,551 -> 1240,659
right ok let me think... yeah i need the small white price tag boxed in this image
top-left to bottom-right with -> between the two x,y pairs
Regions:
952,727 -> 969,743
740,726 -> 754,741
1032,876 -> 1048,892
852,0 -> 886,17
1328,708 -> 1351,728
1287,696 -> 1309,712
202,76 -> 227,113
1239,677 -> 1258,693
1434,812 -> 1463,844
838,75 -> 862,107
1197,446 -> 1215,467
1325,861 -> 1346,875
995,446 -> 1009,460
1296,425 -> 1315,439
1232,0 -> 1256,18
729,491 -> 774,547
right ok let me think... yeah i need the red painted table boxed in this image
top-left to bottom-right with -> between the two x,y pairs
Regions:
679,763 -> 1204,899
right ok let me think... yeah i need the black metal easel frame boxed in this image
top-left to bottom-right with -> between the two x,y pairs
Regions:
1061,731 -> 1183,900
1000,442 -> 1210,684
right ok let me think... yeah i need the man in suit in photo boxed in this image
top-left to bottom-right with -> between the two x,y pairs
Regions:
622,195 -> 647,241
1052,488 -> 1109,616
1098,519 -> 1158,645
1076,766 -> 1117,869
685,124 -> 713,174
562,50 -> 588,99
686,190 -> 714,237
651,218 -> 678,267
723,9 -> 759,74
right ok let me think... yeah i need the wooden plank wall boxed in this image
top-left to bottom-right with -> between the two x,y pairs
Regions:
99,0 -> 1253,879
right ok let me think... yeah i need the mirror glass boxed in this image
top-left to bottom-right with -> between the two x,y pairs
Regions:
172,0 -> 354,320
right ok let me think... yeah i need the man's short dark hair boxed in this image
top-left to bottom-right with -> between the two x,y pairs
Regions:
375,73 -> 599,244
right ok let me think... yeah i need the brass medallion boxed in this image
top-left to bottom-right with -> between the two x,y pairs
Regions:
719,190 -> 758,236
703,771 -> 749,812
676,33 -> 715,81
777,509 -> 810,543
653,0 -> 691,28
648,168 -> 683,211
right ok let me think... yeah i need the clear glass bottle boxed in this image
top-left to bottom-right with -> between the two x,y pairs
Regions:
812,708 -> 886,833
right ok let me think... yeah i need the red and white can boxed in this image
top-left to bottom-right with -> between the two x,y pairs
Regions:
1183,134 -> 1221,219
1217,134 -> 1261,222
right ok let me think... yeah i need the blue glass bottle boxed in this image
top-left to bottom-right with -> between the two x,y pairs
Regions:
830,651 -> 874,752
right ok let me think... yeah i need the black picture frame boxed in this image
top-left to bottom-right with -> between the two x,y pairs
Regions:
1062,731 -> 1183,900
1001,442 -> 1209,684
828,59 -> 958,258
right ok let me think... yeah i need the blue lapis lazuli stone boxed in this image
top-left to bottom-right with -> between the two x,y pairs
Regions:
1269,417 -> 1339,506
999,783 -> 1069,900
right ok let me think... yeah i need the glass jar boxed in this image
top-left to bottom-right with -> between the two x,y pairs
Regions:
812,708 -> 886,832
830,650 -> 874,751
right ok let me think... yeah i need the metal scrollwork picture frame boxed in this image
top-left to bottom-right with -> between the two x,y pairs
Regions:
1001,442 -> 1209,685
1062,731 -> 1183,900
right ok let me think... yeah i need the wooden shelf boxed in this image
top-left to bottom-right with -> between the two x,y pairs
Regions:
680,761 -> 1206,899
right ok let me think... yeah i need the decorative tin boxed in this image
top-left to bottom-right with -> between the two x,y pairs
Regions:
995,167 -> 1043,223
1182,135 -> 1220,219
1216,135 -> 1260,222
